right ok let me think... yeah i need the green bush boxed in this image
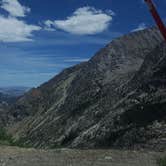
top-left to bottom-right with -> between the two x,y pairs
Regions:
157,157 -> 166,166
0,128 -> 13,145
0,128 -> 31,148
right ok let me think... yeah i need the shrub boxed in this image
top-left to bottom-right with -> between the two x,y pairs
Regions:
157,157 -> 166,166
0,128 -> 31,148
0,128 -> 13,145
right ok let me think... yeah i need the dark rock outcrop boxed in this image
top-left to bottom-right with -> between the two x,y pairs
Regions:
7,27 -> 166,151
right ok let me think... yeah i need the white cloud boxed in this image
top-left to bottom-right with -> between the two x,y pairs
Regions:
1,0 -> 30,17
0,0 -> 41,42
44,6 -> 114,35
0,16 -> 41,42
44,20 -> 55,31
132,23 -> 147,32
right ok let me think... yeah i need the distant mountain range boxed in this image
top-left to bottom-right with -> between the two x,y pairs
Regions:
0,86 -> 30,106
0,86 -> 30,97
0,92 -> 16,104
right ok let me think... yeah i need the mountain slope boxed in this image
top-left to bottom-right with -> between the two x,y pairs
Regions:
8,27 -> 166,150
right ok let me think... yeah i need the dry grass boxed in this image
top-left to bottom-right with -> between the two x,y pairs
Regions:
0,146 -> 165,166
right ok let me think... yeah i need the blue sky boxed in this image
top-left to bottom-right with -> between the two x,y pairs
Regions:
0,0 -> 166,87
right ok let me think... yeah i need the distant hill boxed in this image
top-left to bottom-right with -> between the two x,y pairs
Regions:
0,87 -> 30,126
5,28 -> 166,151
0,93 -> 17,105
0,86 -> 30,97
0,86 -> 30,105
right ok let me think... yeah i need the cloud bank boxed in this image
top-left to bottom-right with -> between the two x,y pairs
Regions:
0,2 -> 115,42
44,7 -> 115,35
1,0 -> 30,17
0,0 -> 41,42
0,15 -> 41,42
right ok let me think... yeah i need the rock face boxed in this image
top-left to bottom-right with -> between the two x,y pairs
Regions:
8,27 -> 166,151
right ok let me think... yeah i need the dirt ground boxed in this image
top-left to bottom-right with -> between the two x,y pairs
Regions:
0,146 -> 165,166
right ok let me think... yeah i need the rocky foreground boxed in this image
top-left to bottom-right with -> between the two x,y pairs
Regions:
0,146 -> 165,166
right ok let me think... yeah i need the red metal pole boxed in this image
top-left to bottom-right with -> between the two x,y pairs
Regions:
144,0 -> 166,41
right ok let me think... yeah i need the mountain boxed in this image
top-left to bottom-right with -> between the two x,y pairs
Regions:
7,27 -> 166,151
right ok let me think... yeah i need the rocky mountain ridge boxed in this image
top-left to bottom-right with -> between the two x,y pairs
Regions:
6,27 -> 166,151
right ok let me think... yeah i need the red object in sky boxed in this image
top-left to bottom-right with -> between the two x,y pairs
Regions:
144,0 -> 166,41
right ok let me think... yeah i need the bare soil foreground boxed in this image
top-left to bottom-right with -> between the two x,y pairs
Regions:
0,146 -> 165,166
